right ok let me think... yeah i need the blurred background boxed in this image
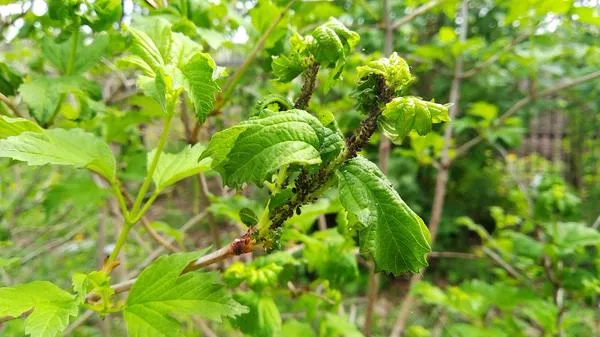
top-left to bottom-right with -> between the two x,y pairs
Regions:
0,0 -> 599,336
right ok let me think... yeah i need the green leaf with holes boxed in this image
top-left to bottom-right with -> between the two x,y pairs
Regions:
336,156 -> 431,274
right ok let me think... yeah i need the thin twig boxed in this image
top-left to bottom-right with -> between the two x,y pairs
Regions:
197,174 -> 221,248
140,216 -> 180,252
461,34 -> 528,79
63,310 -> 95,335
428,251 -> 476,259
0,92 -> 23,117
192,317 -> 218,337
481,247 -> 525,280
85,227 -> 253,302
592,213 -> 600,229
391,0 -> 446,29
121,188 -> 180,252
454,70 -> 600,158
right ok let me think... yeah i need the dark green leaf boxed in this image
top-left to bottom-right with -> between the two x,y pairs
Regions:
336,156 -> 431,274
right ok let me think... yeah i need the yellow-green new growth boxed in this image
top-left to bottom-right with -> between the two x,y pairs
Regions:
357,52 -> 414,93
379,96 -> 450,144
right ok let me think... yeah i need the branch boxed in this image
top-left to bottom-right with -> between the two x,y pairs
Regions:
481,246 -> 526,281
197,174 -> 221,248
84,75 -> 396,305
121,186 -> 179,253
428,251 -> 476,259
592,213 -> 600,229
86,230 -> 254,302
454,70 -> 600,159
391,0 -> 446,30
294,62 -> 320,110
0,92 -> 23,117
140,216 -> 180,253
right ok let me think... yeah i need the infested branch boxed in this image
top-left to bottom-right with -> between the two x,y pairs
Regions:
294,62 -> 320,110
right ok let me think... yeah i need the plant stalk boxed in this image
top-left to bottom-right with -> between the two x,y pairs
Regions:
130,114 -> 173,218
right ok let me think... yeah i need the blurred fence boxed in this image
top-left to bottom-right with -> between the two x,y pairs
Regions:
517,110 -> 599,189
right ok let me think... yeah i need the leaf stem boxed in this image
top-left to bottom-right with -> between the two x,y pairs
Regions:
112,180 -> 130,219
133,190 -> 159,223
46,24 -> 80,126
106,219 -> 133,265
65,26 -> 80,75
130,114 -> 173,219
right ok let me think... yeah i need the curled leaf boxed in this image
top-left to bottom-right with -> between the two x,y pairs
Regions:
379,96 -> 450,144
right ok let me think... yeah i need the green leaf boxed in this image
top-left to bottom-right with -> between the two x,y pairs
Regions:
320,313 -> 363,337
136,73 -> 168,113
0,128 -> 116,182
0,62 -> 22,96
127,25 -> 165,72
239,207 -> 259,226
19,75 -> 101,125
0,281 -> 78,337
271,54 -> 305,82
148,144 -> 212,192
124,251 -> 247,337
169,32 -> 203,67
48,0 -> 79,21
0,116 -> 43,139
19,77 -> 62,125
552,222 -> 600,254
180,53 -> 220,122
336,156 -> 431,274
311,18 -> 359,67
202,109 -> 342,187
250,0 -> 288,49
282,320 -> 316,337
294,230 -> 358,287
379,96 -> 450,144
42,34 -> 109,74
72,271 -> 113,306
312,25 -> 345,66
357,52 -> 414,93
90,0 -> 122,31
231,292 -> 282,337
